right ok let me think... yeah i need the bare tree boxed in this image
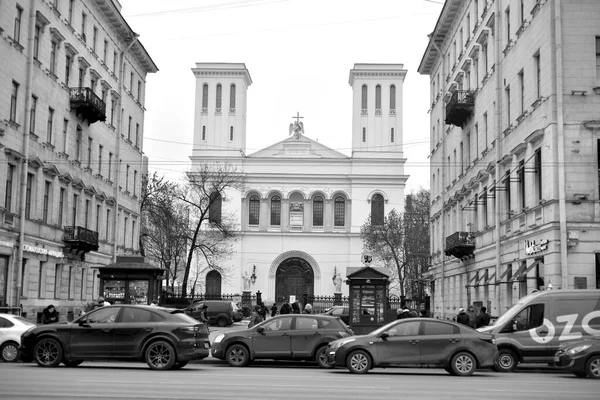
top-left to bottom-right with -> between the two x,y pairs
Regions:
403,189 -> 431,302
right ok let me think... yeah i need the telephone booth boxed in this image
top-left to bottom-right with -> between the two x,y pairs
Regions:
346,266 -> 390,335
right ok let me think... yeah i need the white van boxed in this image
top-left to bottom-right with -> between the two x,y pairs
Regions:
478,289 -> 600,372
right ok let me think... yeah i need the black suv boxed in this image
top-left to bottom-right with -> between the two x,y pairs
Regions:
182,300 -> 241,327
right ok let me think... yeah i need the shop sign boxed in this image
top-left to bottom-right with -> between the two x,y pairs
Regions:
23,245 -> 64,258
525,239 -> 549,256
0,240 -> 14,249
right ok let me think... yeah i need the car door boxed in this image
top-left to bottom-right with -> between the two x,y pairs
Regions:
68,307 -> 120,358
375,320 -> 421,365
504,302 -> 549,360
290,316 -> 322,358
252,316 -> 293,359
419,320 -> 460,365
112,307 -> 158,357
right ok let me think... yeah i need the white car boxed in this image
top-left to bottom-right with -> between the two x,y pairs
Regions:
0,313 -> 36,362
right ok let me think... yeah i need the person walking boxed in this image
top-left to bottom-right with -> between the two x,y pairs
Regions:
270,303 -> 278,317
476,306 -> 491,328
42,304 -> 59,324
456,308 -> 470,326
291,301 -> 301,314
259,302 -> 268,320
248,305 -> 263,328
199,304 -> 209,324
303,304 -> 312,314
466,306 -> 477,328
279,302 -> 291,315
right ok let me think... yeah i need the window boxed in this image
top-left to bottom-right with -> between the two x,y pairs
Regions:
263,317 -> 292,331
34,25 -> 40,59
129,72 -> 134,91
103,40 -> 108,62
362,127 -> 366,142
54,264 -> 61,298
505,86 -> 511,126
68,0 -> 74,24
504,171 -> 511,217
209,192 -> 222,224
92,26 -> 97,52
84,307 -> 119,324
106,209 -> 111,240
296,317 -> 319,330
481,186 -> 488,227
312,196 -> 323,227
25,174 -> 34,218
80,267 -> 86,299
202,126 -> 206,140
375,85 -> 381,110
534,148 -> 542,202
127,116 -> 132,140
14,6 -> 23,43
519,0 -> 525,25
43,181 -> 51,223
361,85 -> 367,110
108,152 -> 113,180
423,321 -> 457,335
121,307 -> 154,323
334,197 -> 345,227
72,194 -> 78,225
110,99 -> 115,126
249,195 -> 260,225
10,81 -> 19,122
459,141 -> 464,174
58,188 -> 65,226
50,41 -> 57,74
229,126 -> 234,141
230,84 -> 236,109
78,67 -> 84,88
386,321 -> 419,336
5,165 -> 15,212
270,196 -> 281,226
113,51 -> 117,73
518,70 -> 524,114
125,165 -> 130,192
87,137 -> 92,168
84,199 -> 90,229
133,170 -> 137,194
47,108 -> 54,143
123,217 -> 128,246
371,194 -> 384,225
483,112 -> 488,150
596,37 -> 600,87
517,160 -> 525,210
81,13 -> 87,42
512,304 -> 544,332
534,52 -> 541,99
202,84 -> 208,108
135,123 -> 139,147
96,204 -> 101,231
30,95 -> 37,134
505,7 -> 511,43
65,54 -> 71,85
390,127 -> 394,143
216,84 -> 222,109
137,80 -> 141,100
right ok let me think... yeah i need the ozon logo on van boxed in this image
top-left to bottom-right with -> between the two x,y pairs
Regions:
530,311 -> 600,344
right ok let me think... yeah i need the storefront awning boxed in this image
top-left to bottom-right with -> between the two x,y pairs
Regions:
511,260 -> 541,282
466,272 -> 479,288
474,270 -> 488,287
496,266 -> 512,284
483,270 -> 496,285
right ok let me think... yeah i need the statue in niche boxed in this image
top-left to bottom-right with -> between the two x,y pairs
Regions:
333,272 -> 343,293
242,271 -> 251,291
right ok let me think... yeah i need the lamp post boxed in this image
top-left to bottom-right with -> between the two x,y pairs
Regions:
251,265 -> 257,284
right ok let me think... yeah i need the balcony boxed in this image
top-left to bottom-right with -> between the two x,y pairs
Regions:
445,90 -> 475,127
444,231 -> 475,259
69,87 -> 106,124
63,226 -> 99,258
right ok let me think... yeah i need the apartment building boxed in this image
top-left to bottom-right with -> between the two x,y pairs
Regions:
0,0 -> 157,318
418,0 -> 600,318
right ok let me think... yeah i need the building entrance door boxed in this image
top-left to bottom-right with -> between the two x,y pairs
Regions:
275,258 -> 314,304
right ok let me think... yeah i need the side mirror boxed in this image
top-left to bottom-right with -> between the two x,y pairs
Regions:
256,327 -> 265,334
380,332 -> 389,340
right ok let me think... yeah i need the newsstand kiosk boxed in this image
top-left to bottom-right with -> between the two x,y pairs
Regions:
346,266 -> 390,335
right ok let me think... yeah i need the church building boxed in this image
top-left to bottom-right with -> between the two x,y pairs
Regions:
189,63 -> 409,303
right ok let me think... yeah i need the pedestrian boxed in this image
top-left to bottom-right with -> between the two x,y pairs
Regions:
291,301 -> 301,314
260,302 -> 268,320
419,309 -> 428,317
279,302 -> 291,315
96,297 -> 111,308
456,307 -> 470,326
42,304 -> 59,324
149,299 -> 159,307
408,309 -> 419,318
303,303 -> 312,314
466,306 -> 477,328
475,306 -> 491,328
270,303 -> 278,317
199,304 -> 209,324
248,305 -> 263,328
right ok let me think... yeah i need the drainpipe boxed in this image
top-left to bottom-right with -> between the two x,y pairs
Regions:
493,0 -> 503,316
112,33 -> 139,263
14,0 -> 37,309
552,0 -> 568,289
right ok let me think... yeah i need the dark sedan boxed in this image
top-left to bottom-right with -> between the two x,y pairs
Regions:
19,305 -> 211,370
327,318 -> 497,375
211,314 -> 353,368
554,337 -> 600,379
322,306 -> 350,325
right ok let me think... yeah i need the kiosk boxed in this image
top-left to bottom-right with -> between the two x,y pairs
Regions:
346,266 -> 390,335
99,256 -> 166,305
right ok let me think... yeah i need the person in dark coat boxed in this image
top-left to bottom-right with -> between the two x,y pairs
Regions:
259,302 -> 268,320
248,305 -> 263,328
466,306 -> 477,328
476,306 -> 491,328
291,301 -> 301,314
456,308 -> 470,326
42,305 -> 59,324
270,303 -> 278,317
279,302 -> 291,315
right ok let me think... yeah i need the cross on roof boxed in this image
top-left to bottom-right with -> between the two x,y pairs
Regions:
292,111 -> 304,124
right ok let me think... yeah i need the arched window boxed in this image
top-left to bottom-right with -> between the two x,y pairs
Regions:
202,125 -> 206,140
312,196 -> 323,227
229,84 -> 236,109
390,85 -> 396,110
375,85 -> 381,110
249,195 -> 260,225
371,194 -> 384,225
209,192 -> 222,224
202,84 -> 208,108
334,197 -> 345,227
216,84 -> 222,109
205,270 -> 222,296
270,196 -> 281,226
229,126 -> 234,141
390,127 -> 394,143
361,85 -> 368,110
362,127 -> 366,142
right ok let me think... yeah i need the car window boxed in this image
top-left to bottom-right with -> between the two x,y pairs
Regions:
263,317 -> 292,331
0,317 -> 14,328
172,313 -> 200,325
189,303 -> 204,312
120,308 -> 154,323
85,307 -> 120,323
422,321 -> 456,335
514,304 -> 544,331
296,317 -> 319,330
318,319 -> 334,329
386,321 -> 420,336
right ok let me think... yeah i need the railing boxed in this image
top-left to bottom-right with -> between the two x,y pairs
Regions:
63,226 -> 99,246
445,231 -> 475,259
445,90 -> 475,127
69,87 -> 106,124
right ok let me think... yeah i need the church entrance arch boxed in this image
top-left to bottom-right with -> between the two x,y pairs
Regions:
205,270 -> 222,296
275,258 -> 314,304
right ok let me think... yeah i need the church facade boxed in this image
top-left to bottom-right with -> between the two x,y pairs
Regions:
189,63 -> 408,303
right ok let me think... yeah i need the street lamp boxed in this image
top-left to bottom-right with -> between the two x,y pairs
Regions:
251,265 -> 257,284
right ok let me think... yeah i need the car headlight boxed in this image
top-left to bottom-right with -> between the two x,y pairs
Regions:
330,338 -> 355,350
566,344 -> 591,355
213,334 -> 225,344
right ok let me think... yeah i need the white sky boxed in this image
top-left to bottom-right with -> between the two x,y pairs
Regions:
119,0 -> 444,193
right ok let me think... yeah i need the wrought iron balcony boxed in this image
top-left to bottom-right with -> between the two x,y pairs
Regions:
69,87 -> 106,124
445,231 -> 475,259
63,226 -> 99,257
445,90 -> 475,127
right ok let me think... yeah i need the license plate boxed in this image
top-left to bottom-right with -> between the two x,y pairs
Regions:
554,355 -> 560,363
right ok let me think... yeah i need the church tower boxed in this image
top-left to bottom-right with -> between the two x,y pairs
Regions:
349,64 -> 407,159
191,63 -> 252,159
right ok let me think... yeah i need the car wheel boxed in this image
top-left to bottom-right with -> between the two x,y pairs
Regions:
574,371 -> 588,378
585,355 -> 600,379
145,340 -> 176,370
226,344 -> 249,367
346,350 -> 371,374
494,349 -> 518,372
1,341 -> 19,362
450,352 -> 476,376
33,338 -> 63,368
171,361 -> 189,370
217,318 -> 227,327
62,359 -> 83,367
315,346 -> 332,369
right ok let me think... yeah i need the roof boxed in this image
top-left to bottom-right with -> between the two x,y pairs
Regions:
247,133 -> 348,159
346,266 -> 390,279
101,256 -> 166,271
349,63 -> 407,86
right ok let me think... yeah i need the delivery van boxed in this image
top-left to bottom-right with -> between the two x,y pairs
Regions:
478,289 -> 600,372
